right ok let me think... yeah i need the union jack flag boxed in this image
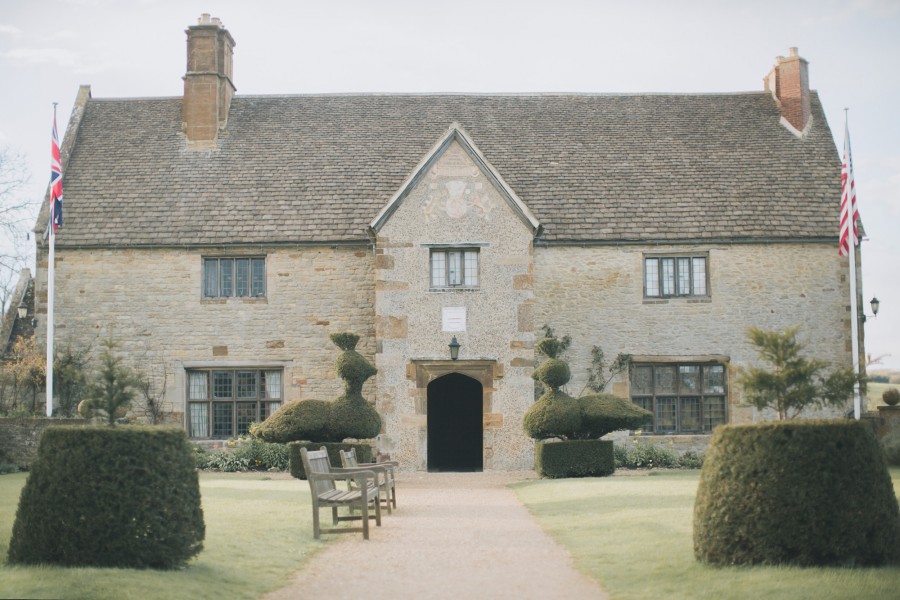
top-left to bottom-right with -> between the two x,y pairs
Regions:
49,110 -> 63,232
838,119 -> 859,256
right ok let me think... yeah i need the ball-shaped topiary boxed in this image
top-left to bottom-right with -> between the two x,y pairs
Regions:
7,426 -> 204,569
694,420 -> 900,566
883,388 -> 900,406
250,399 -> 330,443
571,393 -> 653,440
326,332 -> 381,441
533,358 -> 571,391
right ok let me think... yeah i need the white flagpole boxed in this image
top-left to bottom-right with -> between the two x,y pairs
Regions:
844,109 -> 861,420
46,103 -> 57,417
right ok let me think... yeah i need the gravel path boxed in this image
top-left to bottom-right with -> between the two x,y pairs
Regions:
262,471 -> 608,600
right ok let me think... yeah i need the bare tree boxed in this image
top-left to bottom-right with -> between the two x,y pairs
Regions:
134,352 -> 171,425
0,147 -> 33,313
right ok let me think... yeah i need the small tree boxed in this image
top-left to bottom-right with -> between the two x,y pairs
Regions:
738,326 -> 859,420
580,345 -> 632,395
2,336 -> 45,414
134,358 -> 170,425
54,343 -> 91,417
78,339 -> 138,425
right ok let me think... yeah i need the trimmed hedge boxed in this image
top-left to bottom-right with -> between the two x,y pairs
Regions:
694,420 -> 900,566
287,441 -> 375,479
7,426 -> 204,569
535,440 -> 614,478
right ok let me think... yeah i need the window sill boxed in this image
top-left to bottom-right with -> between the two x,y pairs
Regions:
642,297 -> 711,304
201,297 -> 268,305
428,287 -> 480,293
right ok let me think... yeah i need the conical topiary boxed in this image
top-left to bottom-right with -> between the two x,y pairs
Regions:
523,338 -> 580,440
326,332 -> 381,441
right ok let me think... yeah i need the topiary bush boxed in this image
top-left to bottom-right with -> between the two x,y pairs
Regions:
523,338 -> 580,440
326,332 -> 381,441
7,426 -> 204,569
572,393 -> 652,440
250,399 -> 330,443
694,420 -> 900,566
287,441 -> 375,479
535,440 -> 614,478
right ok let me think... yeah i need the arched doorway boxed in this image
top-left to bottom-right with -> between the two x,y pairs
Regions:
427,373 -> 483,472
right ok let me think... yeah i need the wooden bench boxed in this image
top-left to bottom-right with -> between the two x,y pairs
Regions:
340,447 -> 398,513
299,446 -> 382,540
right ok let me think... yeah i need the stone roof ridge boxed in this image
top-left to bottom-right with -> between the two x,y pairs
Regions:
370,122 -> 541,236
228,90 -> 777,99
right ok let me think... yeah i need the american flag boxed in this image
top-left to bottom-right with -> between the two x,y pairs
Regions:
838,120 -> 858,256
49,110 -> 63,232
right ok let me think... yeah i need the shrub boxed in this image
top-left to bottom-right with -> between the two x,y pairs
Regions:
195,439 -> 289,472
677,450 -> 704,469
287,441 -> 375,479
623,441 -> 678,469
251,399 -> 330,443
7,426 -> 204,569
535,440 -> 614,478
694,420 -> 900,566
883,388 -> 900,406
572,393 -> 652,440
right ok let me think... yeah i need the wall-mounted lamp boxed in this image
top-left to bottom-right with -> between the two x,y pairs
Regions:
17,303 -> 27,320
448,336 -> 460,361
31,318 -> 37,328
863,296 -> 880,322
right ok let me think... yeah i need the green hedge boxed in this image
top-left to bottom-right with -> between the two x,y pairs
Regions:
535,440 -> 614,478
7,426 -> 204,569
694,420 -> 900,566
287,441 -> 375,479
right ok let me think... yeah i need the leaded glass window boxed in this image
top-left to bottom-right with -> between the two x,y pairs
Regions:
187,367 -> 283,438
630,363 -> 727,433
644,255 -> 709,298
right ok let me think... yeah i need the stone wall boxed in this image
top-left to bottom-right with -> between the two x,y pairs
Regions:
533,243 -> 852,424
0,418 -> 88,468
33,245 -> 375,423
374,140 -> 537,470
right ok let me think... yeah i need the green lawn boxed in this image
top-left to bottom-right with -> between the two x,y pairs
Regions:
513,469 -> 900,600
0,472 -> 324,600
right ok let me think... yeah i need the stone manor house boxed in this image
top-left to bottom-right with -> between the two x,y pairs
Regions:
29,15 -> 860,470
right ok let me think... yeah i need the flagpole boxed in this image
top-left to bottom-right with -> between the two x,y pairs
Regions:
845,108 -> 861,420
45,103 -> 57,417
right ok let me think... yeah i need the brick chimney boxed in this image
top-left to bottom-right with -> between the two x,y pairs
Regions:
764,47 -> 811,135
183,14 -> 236,149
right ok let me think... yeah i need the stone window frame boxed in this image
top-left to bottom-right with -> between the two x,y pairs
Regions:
630,362 -> 727,434
202,256 -> 266,299
643,252 -> 709,299
186,367 -> 283,439
424,243 -> 486,291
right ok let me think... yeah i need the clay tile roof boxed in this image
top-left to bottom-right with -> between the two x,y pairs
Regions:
53,92 -> 840,247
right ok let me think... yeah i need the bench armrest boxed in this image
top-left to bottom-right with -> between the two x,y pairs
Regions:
308,470 -> 377,485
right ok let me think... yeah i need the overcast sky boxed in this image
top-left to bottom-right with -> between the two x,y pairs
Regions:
1,0 -> 898,369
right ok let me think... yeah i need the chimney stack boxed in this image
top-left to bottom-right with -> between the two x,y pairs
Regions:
183,14 -> 236,149
764,47 -> 811,135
